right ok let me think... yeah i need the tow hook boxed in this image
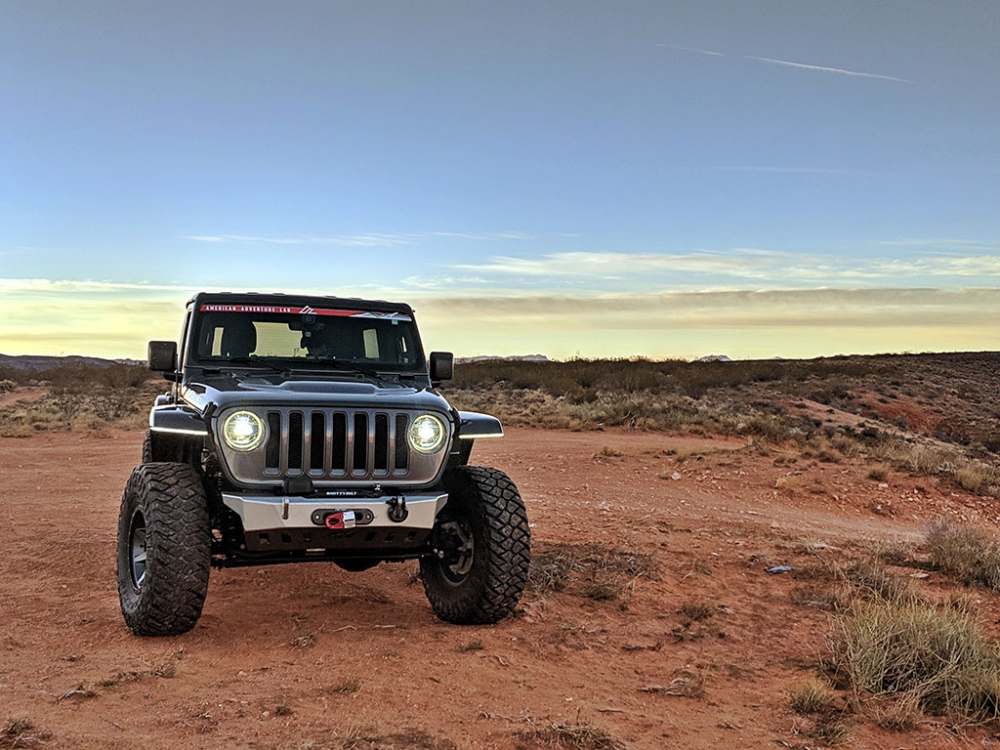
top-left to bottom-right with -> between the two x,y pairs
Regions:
324,511 -> 356,530
386,496 -> 408,523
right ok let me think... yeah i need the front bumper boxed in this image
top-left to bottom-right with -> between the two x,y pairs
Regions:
222,492 -> 448,533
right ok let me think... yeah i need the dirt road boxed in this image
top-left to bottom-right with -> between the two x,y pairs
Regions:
1,428 -> 996,749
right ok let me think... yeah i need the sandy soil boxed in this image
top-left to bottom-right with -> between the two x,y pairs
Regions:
2,428 -> 1000,749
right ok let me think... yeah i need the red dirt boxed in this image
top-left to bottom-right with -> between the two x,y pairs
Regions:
3,428 -> 1000,749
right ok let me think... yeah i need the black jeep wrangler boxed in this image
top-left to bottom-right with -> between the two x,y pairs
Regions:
116,292 -> 530,636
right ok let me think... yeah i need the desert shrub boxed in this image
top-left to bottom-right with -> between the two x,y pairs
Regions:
828,596 -> 1000,722
867,464 -> 890,482
790,678 -> 837,715
844,559 -> 918,603
0,364 -> 157,435
677,600 -> 715,622
925,519 -> 1000,590
527,542 -> 658,600
0,379 -> 15,394
515,722 -> 625,750
955,462 -> 1000,495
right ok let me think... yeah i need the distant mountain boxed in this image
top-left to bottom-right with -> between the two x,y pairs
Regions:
0,354 -> 144,371
457,354 -> 551,364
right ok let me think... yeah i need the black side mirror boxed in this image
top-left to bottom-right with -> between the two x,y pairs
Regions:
429,351 -> 454,382
148,341 -> 178,372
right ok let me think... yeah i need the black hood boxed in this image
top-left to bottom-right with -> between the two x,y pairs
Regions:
180,371 -> 452,416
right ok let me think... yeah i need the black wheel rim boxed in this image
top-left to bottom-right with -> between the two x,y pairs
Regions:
440,518 -> 474,585
129,509 -> 148,589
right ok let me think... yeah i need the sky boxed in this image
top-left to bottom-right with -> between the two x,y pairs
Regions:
1,1 -> 998,361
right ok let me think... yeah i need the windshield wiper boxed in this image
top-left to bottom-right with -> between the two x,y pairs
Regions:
308,358 -> 391,383
225,356 -> 291,375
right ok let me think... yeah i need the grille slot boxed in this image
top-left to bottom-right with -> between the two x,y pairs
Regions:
309,412 -> 325,474
261,408 -> 421,481
288,412 -> 304,471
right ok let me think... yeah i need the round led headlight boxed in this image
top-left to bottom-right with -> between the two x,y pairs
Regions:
408,414 -> 446,454
222,410 -> 266,452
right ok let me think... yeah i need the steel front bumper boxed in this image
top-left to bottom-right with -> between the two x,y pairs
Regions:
222,492 -> 448,533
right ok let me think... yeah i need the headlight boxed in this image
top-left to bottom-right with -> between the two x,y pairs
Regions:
408,414 -> 446,454
222,410 -> 266,451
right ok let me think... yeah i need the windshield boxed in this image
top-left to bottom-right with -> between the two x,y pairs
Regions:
189,303 -> 425,373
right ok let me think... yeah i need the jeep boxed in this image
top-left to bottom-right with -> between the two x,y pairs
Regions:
116,292 -> 530,636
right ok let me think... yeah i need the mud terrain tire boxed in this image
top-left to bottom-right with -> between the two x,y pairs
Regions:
421,466 -> 530,624
116,462 -> 211,636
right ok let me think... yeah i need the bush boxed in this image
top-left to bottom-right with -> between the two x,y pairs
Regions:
925,519 -> 1000,590
829,596 -> 1000,722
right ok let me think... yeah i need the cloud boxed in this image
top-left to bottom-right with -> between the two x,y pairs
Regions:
0,278 -> 197,294
709,166 -> 853,175
414,287 -> 1000,359
656,43 -> 726,57
745,55 -> 912,83
182,229 -> 560,248
449,249 -> 1000,291
182,233 -> 416,247
3,278 -> 998,360
452,250 -> 789,280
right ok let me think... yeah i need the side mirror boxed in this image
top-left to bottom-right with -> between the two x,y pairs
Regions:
148,341 -> 177,372
429,351 -> 454,382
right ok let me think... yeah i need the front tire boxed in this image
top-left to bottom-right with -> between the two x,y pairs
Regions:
420,466 -> 530,624
116,462 -> 211,636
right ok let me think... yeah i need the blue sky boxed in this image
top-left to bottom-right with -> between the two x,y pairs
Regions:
2,1 -> 998,359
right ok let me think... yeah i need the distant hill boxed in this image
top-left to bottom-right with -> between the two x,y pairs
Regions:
457,354 -> 551,364
0,354 -> 144,371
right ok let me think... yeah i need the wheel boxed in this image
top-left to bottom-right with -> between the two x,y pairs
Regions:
116,462 -> 211,636
141,431 -> 153,463
420,466 -> 530,624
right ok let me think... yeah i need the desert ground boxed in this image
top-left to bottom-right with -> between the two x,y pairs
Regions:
4,421 -> 1000,749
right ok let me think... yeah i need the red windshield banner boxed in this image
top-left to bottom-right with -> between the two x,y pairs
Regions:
199,304 -> 411,322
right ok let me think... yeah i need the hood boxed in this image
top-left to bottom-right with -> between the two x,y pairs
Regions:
180,371 -> 451,415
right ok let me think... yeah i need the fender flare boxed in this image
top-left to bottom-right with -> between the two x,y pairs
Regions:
456,411 -> 504,440
149,404 -> 209,436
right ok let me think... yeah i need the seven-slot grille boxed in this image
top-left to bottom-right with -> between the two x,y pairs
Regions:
263,408 -> 414,480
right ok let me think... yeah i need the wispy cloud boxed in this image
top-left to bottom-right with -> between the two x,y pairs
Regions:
453,250 -> 789,281
0,278 -> 196,294
415,287 -> 1000,358
3,278 -> 998,360
709,166 -> 853,175
450,249 -> 1000,292
182,230 -> 553,247
656,43 -> 726,57
182,233 -> 416,247
745,55 -> 912,83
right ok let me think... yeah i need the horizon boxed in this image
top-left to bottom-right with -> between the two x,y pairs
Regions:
2,3 -> 998,360
3,342 -> 998,368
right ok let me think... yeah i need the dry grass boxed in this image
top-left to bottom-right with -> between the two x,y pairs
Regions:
514,722 -> 626,750
925,518 -> 1000,590
677,600 -> 715,622
828,594 -> 1000,723
1,717 -> 53,749
0,363 -> 158,437
341,728 -> 458,750
789,678 -> 837,715
527,542 -> 659,602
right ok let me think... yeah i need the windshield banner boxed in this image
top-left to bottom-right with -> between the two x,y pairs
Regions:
200,304 -> 412,322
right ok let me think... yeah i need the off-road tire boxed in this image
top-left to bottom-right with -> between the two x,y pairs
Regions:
116,462 -> 211,636
141,431 -> 153,463
420,466 -> 530,624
